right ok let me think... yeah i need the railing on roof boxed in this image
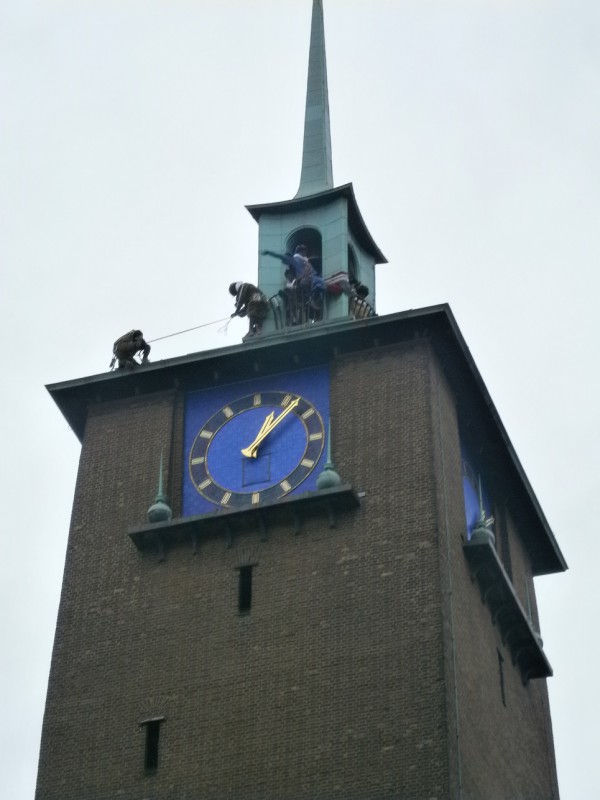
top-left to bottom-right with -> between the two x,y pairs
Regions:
349,295 -> 376,320
269,286 -> 376,331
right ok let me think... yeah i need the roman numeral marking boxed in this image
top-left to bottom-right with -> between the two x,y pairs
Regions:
281,394 -> 292,406
223,406 -> 234,419
221,492 -> 232,505
191,456 -> 205,465
301,458 -> 315,468
309,432 -> 323,441
200,430 -> 212,439
301,408 -> 314,420
252,493 -> 260,505
280,479 -> 292,492
199,479 -> 212,490
253,394 -> 261,406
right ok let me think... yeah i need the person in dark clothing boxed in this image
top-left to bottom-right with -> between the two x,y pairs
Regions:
229,282 -> 269,336
110,330 -> 151,370
262,245 -> 325,322
262,245 -> 325,294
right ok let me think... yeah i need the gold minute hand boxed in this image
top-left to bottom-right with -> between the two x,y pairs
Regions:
241,397 -> 300,458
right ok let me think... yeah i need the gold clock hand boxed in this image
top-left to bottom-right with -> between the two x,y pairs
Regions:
239,411 -> 273,459
241,397 -> 300,458
255,411 -> 275,440
241,412 -> 276,459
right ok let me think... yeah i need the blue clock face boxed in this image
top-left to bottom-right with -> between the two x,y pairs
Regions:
183,368 -> 329,514
461,443 -> 493,539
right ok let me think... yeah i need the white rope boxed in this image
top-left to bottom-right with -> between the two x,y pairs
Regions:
147,317 -> 231,343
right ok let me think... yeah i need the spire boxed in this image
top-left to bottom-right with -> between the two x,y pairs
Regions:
295,0 -> 333,198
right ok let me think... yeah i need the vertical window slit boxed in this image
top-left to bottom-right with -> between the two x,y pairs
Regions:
238,565 -> 253,614
497,649 -> 507,707
141,718 -> 163,771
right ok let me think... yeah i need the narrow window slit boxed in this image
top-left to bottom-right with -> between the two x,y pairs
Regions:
141,717 -> 164,771
238,565 -> 253,614
497,649 -> 507,707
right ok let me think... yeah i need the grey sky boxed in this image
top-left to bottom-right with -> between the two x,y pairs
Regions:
1,2 -> 599,797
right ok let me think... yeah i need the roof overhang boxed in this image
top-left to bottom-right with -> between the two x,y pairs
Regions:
246,183 -> 387,264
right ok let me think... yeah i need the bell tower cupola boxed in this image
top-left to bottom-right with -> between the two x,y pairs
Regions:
246,0 -> 387,333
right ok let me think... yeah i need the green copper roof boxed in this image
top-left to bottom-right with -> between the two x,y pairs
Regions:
295,0 -> 333,198
246,183 -> 387,264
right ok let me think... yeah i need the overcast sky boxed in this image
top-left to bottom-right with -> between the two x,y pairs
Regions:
2,1 -> 599,798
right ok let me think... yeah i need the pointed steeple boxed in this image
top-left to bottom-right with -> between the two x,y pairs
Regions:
246,0 -> 386,333
295,0 -> 333,198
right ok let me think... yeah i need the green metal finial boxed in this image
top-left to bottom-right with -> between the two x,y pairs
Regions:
477,475 -> 493,526
295,0 -> 333,198
317,419 -> 342,489
471,474 -> 495,544
147,449 -> 173,524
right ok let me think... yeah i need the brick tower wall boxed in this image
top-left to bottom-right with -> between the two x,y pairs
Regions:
427,350 -> 560,800
36,340 -> 558,800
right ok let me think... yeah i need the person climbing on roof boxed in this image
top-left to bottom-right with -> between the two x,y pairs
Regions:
229,282 -> 269,337
110,330 -> 151,370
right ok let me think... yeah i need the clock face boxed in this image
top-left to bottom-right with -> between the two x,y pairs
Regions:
183,368 -> 329,514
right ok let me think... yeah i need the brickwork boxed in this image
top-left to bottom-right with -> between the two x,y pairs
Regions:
426,357 -> 559,799
428,350 -> 465,800
36,390 -> 177,799
36,340 -> 559,799
330,341 -> 450,798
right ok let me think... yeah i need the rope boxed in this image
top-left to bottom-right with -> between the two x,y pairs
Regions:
147,317 -> 231,343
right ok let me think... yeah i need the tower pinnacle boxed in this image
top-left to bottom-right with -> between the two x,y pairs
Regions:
295,0 -> 333,198
247,0 -> 386,332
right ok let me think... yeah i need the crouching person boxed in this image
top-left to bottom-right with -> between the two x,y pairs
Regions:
229,282 -> 269,337
110,329 -> 151,370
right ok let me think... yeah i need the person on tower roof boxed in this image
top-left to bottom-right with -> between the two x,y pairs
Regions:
110,330 -> 151,370
262,245 -> 325,322
229,282 -> 269,337
262,245 -> 324,293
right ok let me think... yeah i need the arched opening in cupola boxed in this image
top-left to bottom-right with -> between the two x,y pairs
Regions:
286,227 -> 322,276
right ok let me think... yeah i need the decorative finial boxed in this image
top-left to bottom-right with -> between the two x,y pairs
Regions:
147,450 -> 173,524
317,420 -> 342,489
471,474 -> 495,545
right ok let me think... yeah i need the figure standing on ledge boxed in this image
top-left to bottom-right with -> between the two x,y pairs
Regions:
110,330 -> 151,370
262,245 -> 325,320
229,282 -> 269,337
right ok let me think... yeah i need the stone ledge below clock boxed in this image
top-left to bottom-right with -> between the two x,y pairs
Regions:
129,485 -> 360,558
463,536 -> 553,684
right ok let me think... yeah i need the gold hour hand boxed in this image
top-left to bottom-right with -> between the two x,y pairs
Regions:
256,411 -> 275,440
241,411 -> 274,458
241,397 -> 300,458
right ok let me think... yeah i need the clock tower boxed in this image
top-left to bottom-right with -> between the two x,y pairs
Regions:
36,2 -> 566,799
